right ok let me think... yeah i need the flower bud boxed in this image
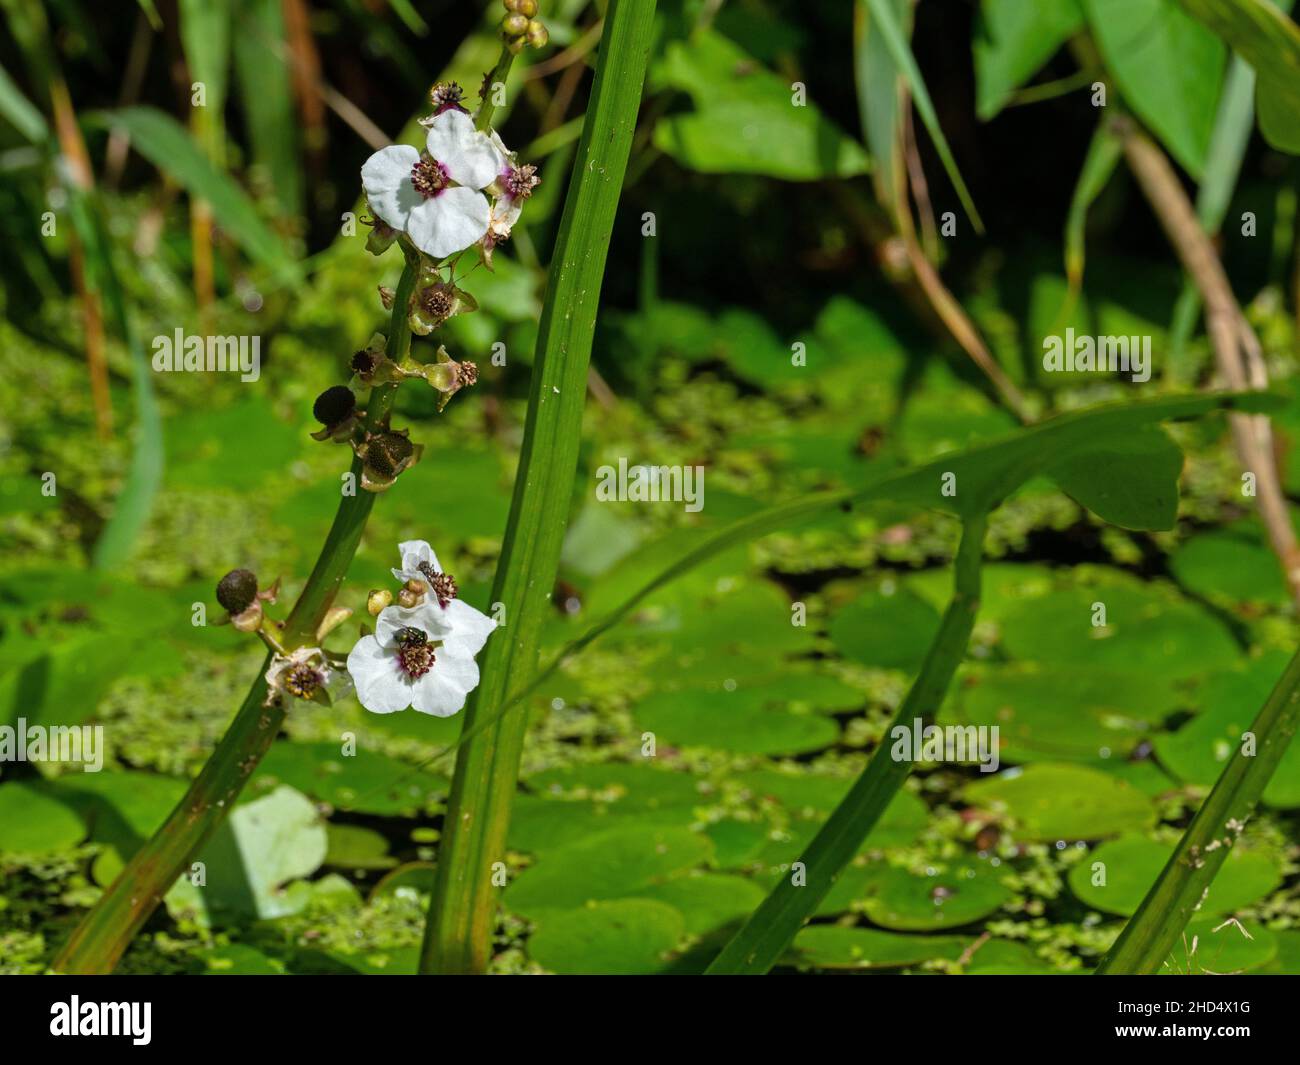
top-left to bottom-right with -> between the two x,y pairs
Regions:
525,19 -> 549,48
367,589 -> 393,616
365,218 -> 398,255
217,568 -> 259,615
503,12 -> 529,36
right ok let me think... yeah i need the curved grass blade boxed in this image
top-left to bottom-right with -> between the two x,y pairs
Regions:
74,192 -> 164,571
85,106 -> 297,278
705,513 -> 986,975
0,62 -> 48,143
420,0 -> 659,975
863,0 -> 983,232
1097,642 -> 1300,972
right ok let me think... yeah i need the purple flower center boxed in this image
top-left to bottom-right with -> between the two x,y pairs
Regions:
411,158 -> 450,199
395,625 -> 435,678
503,163 -> 539,203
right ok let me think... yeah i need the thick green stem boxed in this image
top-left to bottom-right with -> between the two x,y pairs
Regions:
420,0 -> 657,974
52,256 -> 420,974
1096,641 -> 1300,974
705,514 -> 987,975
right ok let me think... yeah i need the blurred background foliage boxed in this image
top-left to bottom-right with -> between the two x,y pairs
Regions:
3,0 -> 1300,975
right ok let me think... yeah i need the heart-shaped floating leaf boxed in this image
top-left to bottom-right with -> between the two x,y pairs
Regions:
788,925 -> 971,970
504,826 -> 713,918
527,899 -> 686,975
1069,835 -> 1281,916
965,763 -> 1156,841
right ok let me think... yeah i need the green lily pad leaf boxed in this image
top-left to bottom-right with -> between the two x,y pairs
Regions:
1154,652 -> 1300,808
965,938 -> 1065,974
855,862 -> 1014,931
504,826 -> 713,917
965,763 -> 1156,841
43,771 -> 187,861
703,819 -> 770,868
1259,930 -> 1300,974
638,872 -> 765,935
995,581 -> 1239,680
1169,522 -> 1288,605
941,664 -> 1173,762
974,0 -> 1086,120
1083,0 -> 1225,176
0,782 -> 85,853
735,770 -> 928,850
506,794 -> 691,854
527,899 -> 686,975
788,925 -> 970,969
252,741 -> 449,816
324,824 -> 397,872
631,688 -> 839,755
1162,917 -> 1277,974
1068,835 -> 1281,916
167,785 -> 328,924
828,585 -> 942,671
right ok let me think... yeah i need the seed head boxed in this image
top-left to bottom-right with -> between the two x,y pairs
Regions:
313,385 -> 356,426
217,568 -> 259,615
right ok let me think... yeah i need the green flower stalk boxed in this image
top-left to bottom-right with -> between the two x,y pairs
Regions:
52,27 -> 551,969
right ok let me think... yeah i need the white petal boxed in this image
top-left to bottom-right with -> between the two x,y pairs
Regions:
346,635 -> 415,713
410,650 -> 481,717
490,196 -> 523,235
440,598 -> 498,657
361,145 -> 421,231
425,109 -> 505,190
406,188 -> 490,259
391,539 -> 439,582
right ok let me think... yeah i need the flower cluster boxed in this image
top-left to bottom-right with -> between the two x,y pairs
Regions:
347,540 -> 497,716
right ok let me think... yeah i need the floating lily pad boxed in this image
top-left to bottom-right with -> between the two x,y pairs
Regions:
965,763 -> 1156,841
828,586 -> 942,672
504,826 -> 713,917
995,582 -> 1239,680
527,899 -> 685,975
854,862 -> 1014,931
941,664 -> 1173,763
506,794 -> 691,854
0,782 -> 85,854
1068,835 -> 1281,916
1155,653 -> 1300,808
788,926 -> 970,970
631,689 -> 839,755
1163,917 -> 1277,974
964,938 -> 1064,974
324,824 -> 397,872
252,741 -> 449,816
638,872 -> 765,935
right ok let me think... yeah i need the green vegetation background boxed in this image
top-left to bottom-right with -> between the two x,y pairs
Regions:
2,0 -> 1299,974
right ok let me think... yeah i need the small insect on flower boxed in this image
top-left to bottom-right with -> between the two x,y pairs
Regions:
347,543 -> 496,716
361,110 -> 507,260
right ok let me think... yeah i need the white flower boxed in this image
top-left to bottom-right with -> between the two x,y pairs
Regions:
361,110 -> 506,260
265,646 -> 338,704
347,598 -> 496,717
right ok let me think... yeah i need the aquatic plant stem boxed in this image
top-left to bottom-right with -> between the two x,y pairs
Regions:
420,0 -> 656,975
52,256 -> 420,975
705,514 -> 987,975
